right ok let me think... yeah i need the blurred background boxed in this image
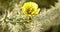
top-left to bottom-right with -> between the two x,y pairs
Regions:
0,0 -> 60,32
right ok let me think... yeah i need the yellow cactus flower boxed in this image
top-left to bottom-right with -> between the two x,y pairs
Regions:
22,2 -> 40,16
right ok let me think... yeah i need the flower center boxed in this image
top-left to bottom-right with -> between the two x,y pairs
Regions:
26,8 -> 34,14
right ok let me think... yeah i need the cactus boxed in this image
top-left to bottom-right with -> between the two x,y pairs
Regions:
0,0 -> 60,32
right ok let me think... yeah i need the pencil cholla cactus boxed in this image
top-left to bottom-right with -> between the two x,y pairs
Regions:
0,0 -> 60,32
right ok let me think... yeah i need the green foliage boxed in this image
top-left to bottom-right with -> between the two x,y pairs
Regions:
26,0 -> 58,9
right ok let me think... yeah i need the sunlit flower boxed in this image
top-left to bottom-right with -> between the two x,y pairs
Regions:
22,2 -> 40,16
